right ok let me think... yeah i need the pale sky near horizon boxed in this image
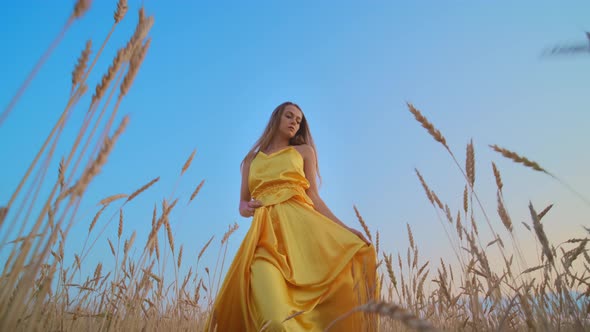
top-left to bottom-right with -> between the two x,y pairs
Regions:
1,1 -> 589,288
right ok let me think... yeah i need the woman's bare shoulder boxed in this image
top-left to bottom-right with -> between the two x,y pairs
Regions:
241,151 -> 257,170
293,144 -> 315,160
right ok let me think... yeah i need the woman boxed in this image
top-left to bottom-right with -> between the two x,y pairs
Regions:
206,102 -> 379,331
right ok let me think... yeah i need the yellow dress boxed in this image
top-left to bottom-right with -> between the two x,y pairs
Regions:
206,146 -> 379,331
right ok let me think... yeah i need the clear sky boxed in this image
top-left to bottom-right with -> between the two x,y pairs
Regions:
1,1 -> 589,286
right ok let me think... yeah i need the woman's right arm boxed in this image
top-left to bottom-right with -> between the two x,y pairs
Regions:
239,157 -> 262,217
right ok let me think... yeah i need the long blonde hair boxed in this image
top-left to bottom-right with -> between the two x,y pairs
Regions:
242,101 -> 321,184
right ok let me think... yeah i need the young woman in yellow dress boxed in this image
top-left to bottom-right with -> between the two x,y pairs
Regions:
206,102 -> 379,331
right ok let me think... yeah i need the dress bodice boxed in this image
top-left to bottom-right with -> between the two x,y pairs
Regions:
248,146 -> 313,206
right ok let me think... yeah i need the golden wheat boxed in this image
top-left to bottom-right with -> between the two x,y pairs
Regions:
406,223 -> 415,249
72,116 -> 129,198
353,205 -> 373,243
198,235 -> 215,262
221,223 -> 239,245
496,192 -> 513,232
375,230 -> 380,255
466,139 -> 475,187
0,207 -> 7,226
92,48 -> 125,104
529,202 -> 554,265
462,185 -> 468,214
407,103 -> 448,150
415,169 -> 434,205
127,177 -> 160,202
3,2 -> 589,331
114,0 -> 128,23
72,40 -> 92,91
537,203 -> 553,221
118,209 -> 124,239
177,245 -> 184,269
189,179 -> 205,203
99,193 -> 128,206
490,144 -> 547,173
165,219 -> 175,253
431,190 -> 444,211
121,38 -> 150,97
88,205 -> 106,234
181,149 -> 197,175
491,162 -> 503,192
72,0 -> 92,19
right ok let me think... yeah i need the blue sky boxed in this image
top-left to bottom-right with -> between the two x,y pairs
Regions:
1,1 -> 589,285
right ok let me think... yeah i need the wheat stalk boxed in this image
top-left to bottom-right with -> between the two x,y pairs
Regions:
106,238 -> 115,257
407,103 -> 448,151
431,190 -> 444,210
564,240 -> 587,269
407,223 -> 415,249
490,145 -> 547,173
538,204 -> 553,220
456,210 -> 463,240
497,192 -> 513,232
165,219 -> 175,254
415,169 -> 434,205
198,236 -> 214,262
72,0 -> 92,19
492,162 -> 503,192
408,104 -> 516,274
177,245 -> 183,269
221,223 -> 239,245
375,231 -> 380,256
92,48 -> 125,105
529,202 -> 553,265
93,262 -> 103,281
353,205 -> 372,243
189,180 -> 205,203
181,149 -> 197,176
127,177 -> 159,203
520,265 -> 546,275
128,230 -> 136,250
55,159 -> 66,194
120,38 -> 151,96
463,185 -> 468,214
466,139 -> 475,187
283,310 -> 305,322
0,207 -> 8,226
72,40 -> 92,93
0,0 -> 91,126
99,194 -> 128,206
88,205 -> 107,234
114,0 -> 128,23
70,116 -> 129,198
383,253 -> 398,290
122,8 -> 154,60
118,209 -> 123,239
470,215 -> 479,235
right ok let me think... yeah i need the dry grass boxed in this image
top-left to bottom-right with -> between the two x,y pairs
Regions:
1,3 -> 589,332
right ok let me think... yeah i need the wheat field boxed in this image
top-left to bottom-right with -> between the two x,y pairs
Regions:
1,1 -> 589,331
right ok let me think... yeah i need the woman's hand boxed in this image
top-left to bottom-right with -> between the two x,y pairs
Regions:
239,199 -> 263,218
348,227 -> 371,245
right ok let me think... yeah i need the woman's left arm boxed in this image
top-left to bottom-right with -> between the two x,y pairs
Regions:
299,145 -> 369,244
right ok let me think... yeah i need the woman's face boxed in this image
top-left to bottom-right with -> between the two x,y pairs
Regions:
279,105 -> 303,138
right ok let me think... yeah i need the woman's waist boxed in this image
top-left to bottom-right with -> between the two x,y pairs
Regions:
251,181 -> 306,198
251,182 -> 311,206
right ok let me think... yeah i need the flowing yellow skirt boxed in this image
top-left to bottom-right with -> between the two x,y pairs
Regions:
206,195 -> 379,331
